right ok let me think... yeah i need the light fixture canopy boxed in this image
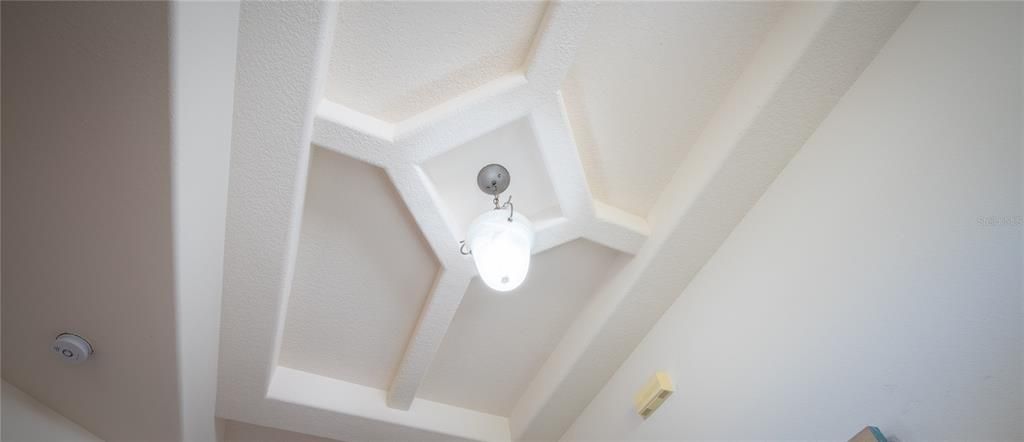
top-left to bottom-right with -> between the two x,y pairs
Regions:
461,164 -> 534,292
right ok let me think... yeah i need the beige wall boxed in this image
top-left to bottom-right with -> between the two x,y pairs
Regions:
1,3 -> 181,440
563,2 -> 1022,440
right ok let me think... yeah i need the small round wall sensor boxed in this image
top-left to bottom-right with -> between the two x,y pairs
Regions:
52,333 -> 93,364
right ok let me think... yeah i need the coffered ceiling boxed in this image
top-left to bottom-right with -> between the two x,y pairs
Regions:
217,1 -> 914,441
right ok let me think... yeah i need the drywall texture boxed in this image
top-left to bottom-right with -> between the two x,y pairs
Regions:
325,1 -> 546,122
563,3 -> 1022,440
2,381 -> 102,442
1,2 -> 182,441
279,147 -> 439,391
419,240 -> 627,416
564,2 -> 784,218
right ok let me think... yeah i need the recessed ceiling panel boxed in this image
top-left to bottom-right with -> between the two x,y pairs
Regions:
326,1 -> 548,122
423,117 -> 561,238
564,2 -> 786,217
279,147 -> 439,390
417,239 -> 627,415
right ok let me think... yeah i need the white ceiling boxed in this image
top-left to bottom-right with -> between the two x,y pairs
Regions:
213,1 -> 916,441
564,2 -> 785,217
0,0 -> 919,440
2,1 -> 998,440
423,117 -> 561,236
325,1 -> 547,123
0,1 -> 917,441
279,146 -> 438,391
266,3 -> 787,425
418,239 -> 627,416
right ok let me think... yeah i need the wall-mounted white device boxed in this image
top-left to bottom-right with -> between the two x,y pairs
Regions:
634,371 -> 674,419
52,333 -> 93,364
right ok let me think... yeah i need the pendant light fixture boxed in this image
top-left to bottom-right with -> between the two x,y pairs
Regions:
460,164 -> 534,292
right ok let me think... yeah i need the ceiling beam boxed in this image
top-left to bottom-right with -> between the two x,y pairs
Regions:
530,93 -> 651,255
380,1 -> 613,412
509,3 -> 917,440
267,367 -> 508,441
385,268 -> 473,410
397,74 -> 535,164
524,2 -> 596,94
382,160 -> 474,411
218,3 -> 512,440
530,94 -> 594,219
170,2 -> 240,440
587,201 -> 650,255
313,100 -> 394,167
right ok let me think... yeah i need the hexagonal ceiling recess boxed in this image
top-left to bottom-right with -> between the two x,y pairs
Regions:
219,1 -> 916,441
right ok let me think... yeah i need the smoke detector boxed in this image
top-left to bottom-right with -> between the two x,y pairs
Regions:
52,333 -> 93,364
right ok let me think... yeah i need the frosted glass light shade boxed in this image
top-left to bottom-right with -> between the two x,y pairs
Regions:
466,209 -> 534,292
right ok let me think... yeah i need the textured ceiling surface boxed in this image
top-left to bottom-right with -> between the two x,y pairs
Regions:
418,239 -> 627,416
326,1 -> 547,122
564,2 -> 785,217
423,117 -> 561,237
279,146 -> 438,390
217,1 -> 915,441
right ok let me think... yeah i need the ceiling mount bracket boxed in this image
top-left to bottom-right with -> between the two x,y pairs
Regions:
476,163 -> 510,196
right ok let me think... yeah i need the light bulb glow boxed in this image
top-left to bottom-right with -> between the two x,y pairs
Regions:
466,209 -> 534,292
